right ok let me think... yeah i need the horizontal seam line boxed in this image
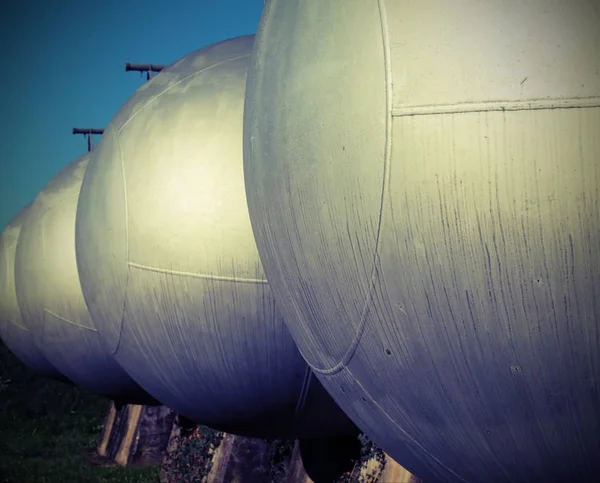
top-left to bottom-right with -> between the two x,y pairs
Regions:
44,309 -> 97,332
391,96 -> 600,117
128,261 -> 269,284
5,319 -> 29,331
118,53 -> 251,133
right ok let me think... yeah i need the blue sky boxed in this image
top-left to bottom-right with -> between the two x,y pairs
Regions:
0,0 -> 264,230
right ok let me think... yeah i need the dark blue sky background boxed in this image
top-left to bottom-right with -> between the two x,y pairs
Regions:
0,0 -> 264,230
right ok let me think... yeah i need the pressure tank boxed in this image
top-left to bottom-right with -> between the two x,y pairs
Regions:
75,35 -> 355,438
243,1 -> 600,482
0,205 -> 61,377
14,154 -> 154,402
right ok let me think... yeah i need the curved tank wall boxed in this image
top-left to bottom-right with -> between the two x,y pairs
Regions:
0,205 -> 61,378
13,153 -> 154,402
243,1 -> 600,482
75,35 -> 355,439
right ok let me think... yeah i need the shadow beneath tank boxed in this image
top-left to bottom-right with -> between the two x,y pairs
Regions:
299,435 -> 363,483
112,392 -> 162,409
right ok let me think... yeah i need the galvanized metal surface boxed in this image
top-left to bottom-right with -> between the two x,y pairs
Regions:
244,1 -> 600,481
14,153 -> 151,401
76,35 -> 355,439
0,205 -> 60,377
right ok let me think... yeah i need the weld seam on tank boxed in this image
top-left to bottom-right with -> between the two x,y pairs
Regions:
391,96 -> 600,117
349,368 -> 469,483
114,283 -> 127,356
6,318 -> 28,331
118,54 -> 251,134
294,365 -> 313,417
114,134 -> 129,357
44,308 -> 97,332
118,133 -> 130,266
37,217 -> 48,348
127,261 -> 269,284
309,0 -> 394,377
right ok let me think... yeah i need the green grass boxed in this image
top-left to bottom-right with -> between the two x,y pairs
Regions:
0,342 -> 160,483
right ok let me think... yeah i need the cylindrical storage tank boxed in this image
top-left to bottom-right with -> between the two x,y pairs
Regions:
75,35 -> 355,439
243,1 -> 600,482
14,154 -> 154,402
0,205 -> 61,377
